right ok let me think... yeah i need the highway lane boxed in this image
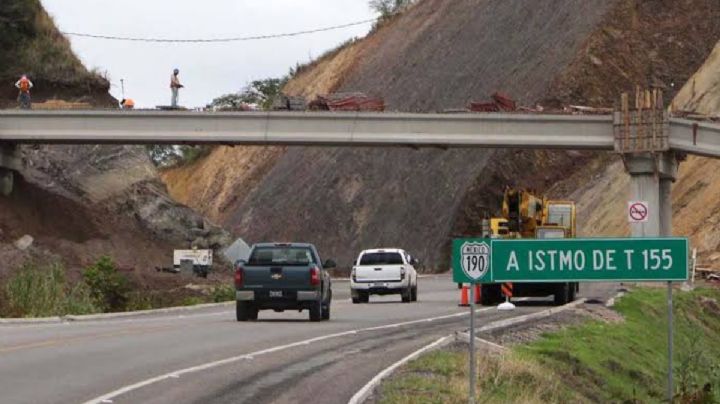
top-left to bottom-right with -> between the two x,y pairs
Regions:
0,276 -> 612,404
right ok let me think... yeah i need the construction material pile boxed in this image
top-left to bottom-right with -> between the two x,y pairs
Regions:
310,92 -> 385,112
33,100 -> 92,110
272,95 -> 307,111
469,92 -> 517,112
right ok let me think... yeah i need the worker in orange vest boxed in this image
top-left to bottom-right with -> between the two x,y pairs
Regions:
15,75 -> 33,109
120,98 -> 135,109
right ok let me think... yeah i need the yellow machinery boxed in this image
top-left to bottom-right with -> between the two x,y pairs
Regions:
481,188 -> 579,305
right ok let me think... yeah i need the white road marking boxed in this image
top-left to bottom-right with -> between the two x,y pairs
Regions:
347,335 -> 453,404
80,308 -> 491,404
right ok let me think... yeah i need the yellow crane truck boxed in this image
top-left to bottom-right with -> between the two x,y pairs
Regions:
480,188 -> 579,306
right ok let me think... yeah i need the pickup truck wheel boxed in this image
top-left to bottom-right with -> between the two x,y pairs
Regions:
236,301 -> 252,321
322,290 -> 331,320
401,286 -> 412,303
411,285 -> 418,302
359,291 -> 370,303
309,299 -> 323,322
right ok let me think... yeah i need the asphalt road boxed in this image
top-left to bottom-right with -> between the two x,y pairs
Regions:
0,276 -> 617,404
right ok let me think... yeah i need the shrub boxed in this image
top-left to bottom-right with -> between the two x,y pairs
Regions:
83,256 -> 130,312
211,284 -> 235,303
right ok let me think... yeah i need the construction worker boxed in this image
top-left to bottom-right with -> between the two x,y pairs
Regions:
120,98 -> 135,109
170,68 -> 183,108
15,74 -> 33,109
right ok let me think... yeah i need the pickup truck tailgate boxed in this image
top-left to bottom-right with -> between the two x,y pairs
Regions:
244,266 -> 312,289
355,265 -> 403,282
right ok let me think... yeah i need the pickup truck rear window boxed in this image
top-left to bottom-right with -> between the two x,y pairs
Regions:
359,252 -> 403,265
248,247 -> 316,266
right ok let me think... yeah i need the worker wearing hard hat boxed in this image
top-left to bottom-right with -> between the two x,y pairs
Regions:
120,98 -> 135,109
170,68 -> 183,108
15,74 -> 33,109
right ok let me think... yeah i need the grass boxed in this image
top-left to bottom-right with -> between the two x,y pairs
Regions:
3,262 -> 99,317
379,287 -> 720,403
1,258 -> 237,318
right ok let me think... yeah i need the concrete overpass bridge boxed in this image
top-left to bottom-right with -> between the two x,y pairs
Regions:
1,109 -> 719,238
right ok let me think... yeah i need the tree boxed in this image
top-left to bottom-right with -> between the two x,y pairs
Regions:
207,77 -> 286,111
369,0 -> 412,18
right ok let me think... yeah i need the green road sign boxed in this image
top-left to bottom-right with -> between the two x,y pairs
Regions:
452,237 -> 689,283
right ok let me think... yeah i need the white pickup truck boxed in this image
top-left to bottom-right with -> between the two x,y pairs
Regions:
350,248 -> 418,304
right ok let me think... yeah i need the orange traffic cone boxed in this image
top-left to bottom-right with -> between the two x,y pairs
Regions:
474,284 -> 482,304
459,284 -> 469,307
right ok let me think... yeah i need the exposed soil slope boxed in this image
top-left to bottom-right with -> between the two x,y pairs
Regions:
163,0 -> 720,270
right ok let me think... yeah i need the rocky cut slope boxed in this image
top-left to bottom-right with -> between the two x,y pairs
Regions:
162,0 -> 720,270
0,1 -> 230,281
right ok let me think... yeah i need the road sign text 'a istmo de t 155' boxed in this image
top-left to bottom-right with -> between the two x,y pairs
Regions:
453,238 -> 688,283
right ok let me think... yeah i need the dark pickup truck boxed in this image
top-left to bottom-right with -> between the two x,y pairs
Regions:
234,243 -> 335,322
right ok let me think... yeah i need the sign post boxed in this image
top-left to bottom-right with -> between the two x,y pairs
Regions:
453,237 -> 688,403
667,282 -> 674,403
452,239 -> 491,404
469,284 -> 476,404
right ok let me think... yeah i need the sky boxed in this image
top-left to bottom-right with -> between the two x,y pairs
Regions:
41,0 -> 376,108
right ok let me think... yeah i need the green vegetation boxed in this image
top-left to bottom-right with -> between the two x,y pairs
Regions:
211,284 -> 235,303
82,256 -> 130,312
4,262 -> 99,317
207,77 -> 286,111
369,0 -> 414,19
380,288 -> 720,403
2,257 -> 237,317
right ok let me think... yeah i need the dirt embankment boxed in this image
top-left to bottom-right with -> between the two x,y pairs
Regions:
162,0 -> 720,270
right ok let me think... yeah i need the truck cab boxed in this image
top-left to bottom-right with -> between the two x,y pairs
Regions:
480,190 -> 579,306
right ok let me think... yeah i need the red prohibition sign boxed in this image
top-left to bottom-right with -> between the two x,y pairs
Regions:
629,203 -> 648,221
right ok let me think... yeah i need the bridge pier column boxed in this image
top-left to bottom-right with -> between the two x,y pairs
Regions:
625,152 -> 678,237
0,143 -> 20,196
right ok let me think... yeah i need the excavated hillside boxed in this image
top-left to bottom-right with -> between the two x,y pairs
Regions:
162,0 -> 720,270
0,1 -> 230,284
551,39 -> 720,265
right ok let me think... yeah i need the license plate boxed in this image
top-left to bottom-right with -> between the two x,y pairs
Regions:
269,291 -> 283,298
372,283 -> 385,288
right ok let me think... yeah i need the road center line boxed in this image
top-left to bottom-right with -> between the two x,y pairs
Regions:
81,308 -> 491,404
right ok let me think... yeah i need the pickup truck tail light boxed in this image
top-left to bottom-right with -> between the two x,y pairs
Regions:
351,267 -> 356,282
400,267 -> 406,280
234,266 -> 244,288
310,266 -> 321,286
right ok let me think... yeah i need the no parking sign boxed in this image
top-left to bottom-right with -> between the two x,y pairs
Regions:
628,201 -> 649,223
